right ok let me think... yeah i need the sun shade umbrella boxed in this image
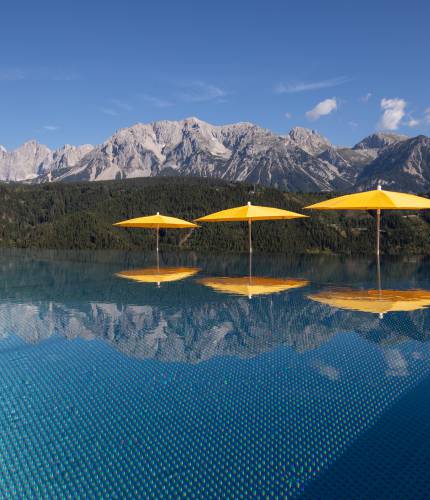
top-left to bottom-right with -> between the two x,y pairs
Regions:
195,202 -> 307,253
113,212 -> 198,252
199,276 -> 309,299
116,267 -> 200,286
305,185 -> 430,256
308,288 -> 430,317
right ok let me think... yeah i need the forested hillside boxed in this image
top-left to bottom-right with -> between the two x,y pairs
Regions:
0,177 -> 429,255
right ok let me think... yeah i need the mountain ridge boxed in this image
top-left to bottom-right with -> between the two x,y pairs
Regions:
1,117 -> 429,192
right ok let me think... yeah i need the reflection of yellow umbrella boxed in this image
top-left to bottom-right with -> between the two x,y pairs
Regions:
116,267 -> 200,286
308,288 -> 430,317
199,276 -> 309,299
195,202 -> 307,253
305,185 -> 430,255
113,213 -> 198,252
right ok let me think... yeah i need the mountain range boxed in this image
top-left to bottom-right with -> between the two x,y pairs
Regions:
1,117 -> 429,192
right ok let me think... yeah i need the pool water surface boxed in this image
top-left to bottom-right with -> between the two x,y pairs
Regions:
0,250 -> 430,498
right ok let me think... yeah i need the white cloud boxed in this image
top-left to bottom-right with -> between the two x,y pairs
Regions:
348,121 -> 359,127
43,125 -> 60,131
141,94 -> 172,108
306,98 -> 337,120
110,99 -> 133,111
100,107 -> 118,116
361,92 -> 372,102
285,112 -> 292,119
275,76 -> 350,94
407,118 -> 420,127
378,98 -> 406,130
178,81 -> 227,102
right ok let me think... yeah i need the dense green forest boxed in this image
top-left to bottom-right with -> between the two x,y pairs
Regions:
0,177 -> 430,255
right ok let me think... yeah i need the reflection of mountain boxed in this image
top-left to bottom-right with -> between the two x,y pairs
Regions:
0,295 -> 337,362
2,289 -> 430,364
1,249 -> 430,363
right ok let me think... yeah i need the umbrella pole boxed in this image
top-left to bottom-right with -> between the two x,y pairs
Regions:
376,209 -> 381,256
248,219 -> 252,254
376,253 -> 383,319
376,252 -> 381,292
156,224 -> 159,253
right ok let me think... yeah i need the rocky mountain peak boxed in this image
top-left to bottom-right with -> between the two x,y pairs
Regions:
356,135 -> 430,192
183,116 -> 204,124
287,127 -> 332,155
353,132 -> 408,150
0,140 -> 53,181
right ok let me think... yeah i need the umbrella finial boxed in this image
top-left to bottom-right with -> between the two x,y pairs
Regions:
156,211 -> 160,215
248,201 -> 251,206
377,184 -> 382,190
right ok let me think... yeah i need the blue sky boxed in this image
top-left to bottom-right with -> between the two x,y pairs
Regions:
1,0 -> 429,149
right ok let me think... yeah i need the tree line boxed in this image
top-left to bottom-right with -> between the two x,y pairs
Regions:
0,176 -> 429,255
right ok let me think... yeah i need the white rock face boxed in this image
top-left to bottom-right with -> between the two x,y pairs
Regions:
47,118 -> 353,191
0,141 -> 93,182
353,132 -> 408,150
50,144 -> 94,171
0,140 -> 52,181
287,127 -> 332,155
2,117 -> 427,192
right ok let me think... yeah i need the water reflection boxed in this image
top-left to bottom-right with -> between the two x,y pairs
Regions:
198,251 -> 309,298
116,267 -> 200,285
198,276 -> 309,298
308,288 -> 430,315
308,253 -> 430,319
2,249 -> 430,498
1,249 -> 430,361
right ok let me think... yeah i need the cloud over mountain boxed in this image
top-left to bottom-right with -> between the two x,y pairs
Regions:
306,98 -> 337,120
275,76 -> 350,94
378,98 -> 407,130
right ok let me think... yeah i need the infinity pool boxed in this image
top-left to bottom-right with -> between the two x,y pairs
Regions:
1,249 -> 430,498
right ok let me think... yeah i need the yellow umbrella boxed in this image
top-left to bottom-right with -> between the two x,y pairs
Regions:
195,202 -> 307,253
199,276 -> 309,299
113,212 -> 198,252
308,288 -> 430,318
305,185 -> 430,255
116,266 -> 200,286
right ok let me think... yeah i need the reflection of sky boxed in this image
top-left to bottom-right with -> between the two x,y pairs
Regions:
1,250 -> 430,497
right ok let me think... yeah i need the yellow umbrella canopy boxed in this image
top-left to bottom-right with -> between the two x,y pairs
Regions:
304,187 -> 430,211
113,212 -> 198,252
198,276 -> 309,298
305,185 -> 430,255
195,202 -> 307,253
116,267 -> 200,284
308,288 -> 430,316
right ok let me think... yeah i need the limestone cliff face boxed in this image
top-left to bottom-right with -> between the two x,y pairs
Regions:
2,118 -> 428,192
